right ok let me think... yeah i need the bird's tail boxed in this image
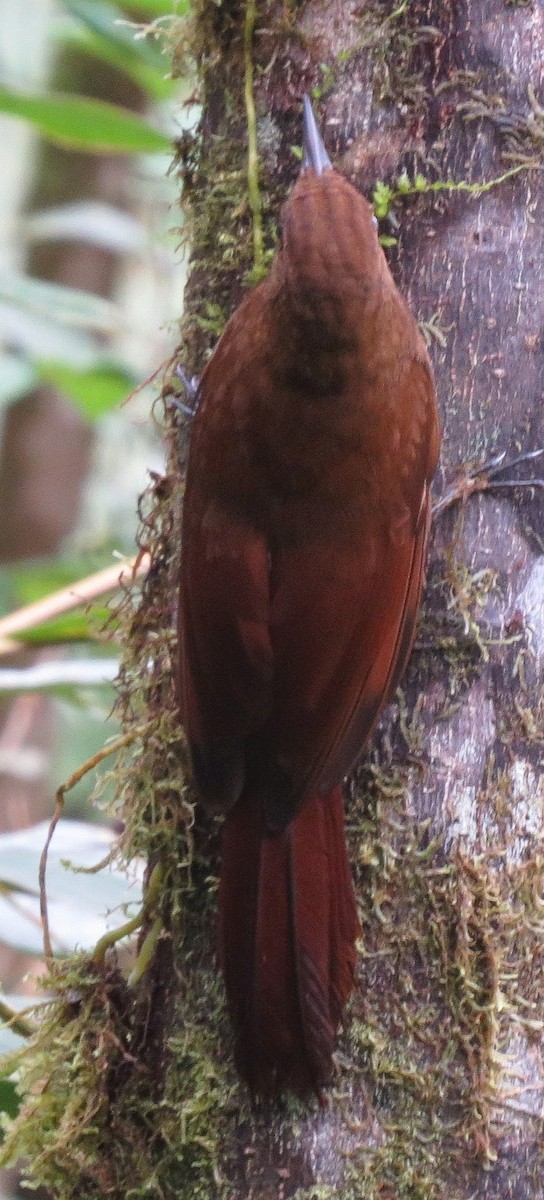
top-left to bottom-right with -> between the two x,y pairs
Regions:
218,786 -> 359,1096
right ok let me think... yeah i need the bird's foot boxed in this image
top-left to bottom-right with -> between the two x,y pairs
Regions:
169,363 -> 200,418
433,448 -> 544,518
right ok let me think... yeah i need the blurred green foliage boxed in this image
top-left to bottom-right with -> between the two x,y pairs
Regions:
0,0 -> 185,423
0,86 -> 172,153
0,0 -> 188,1150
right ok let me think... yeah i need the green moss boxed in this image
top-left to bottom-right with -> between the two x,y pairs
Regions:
1,957 -> 133,1196
334,765 -> 544,1193
170,0 -> 297,368
372,163 -> 532,227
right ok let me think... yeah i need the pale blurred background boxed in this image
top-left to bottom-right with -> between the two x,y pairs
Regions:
0,3 -> 189,1170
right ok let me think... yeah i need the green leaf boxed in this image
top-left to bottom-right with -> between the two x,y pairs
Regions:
104,0 -> 190,13
0,86 -> 171,154
1,554 -> 113,610
372,180 -> 394,219
61,0 -> 176,101
35,360 -> 138,421
0,354 -> 37,407
62,0 -> 166,70
64,0 -> 167,69
14,608 -> 111,646
63,26 -> 174,101
0,553 -> 125,647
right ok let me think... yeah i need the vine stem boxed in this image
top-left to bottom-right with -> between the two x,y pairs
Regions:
39,723 -> 153,960
93,862 -> 164,972
243,0 -> 264,280
0,998 -> 37,1040
412,161 -> 534,198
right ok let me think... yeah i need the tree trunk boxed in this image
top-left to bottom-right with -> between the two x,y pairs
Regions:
171,1 -> 544,1195
3,3 -> 543,1198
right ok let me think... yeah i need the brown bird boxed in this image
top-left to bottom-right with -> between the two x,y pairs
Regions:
178,96 -> 440,1096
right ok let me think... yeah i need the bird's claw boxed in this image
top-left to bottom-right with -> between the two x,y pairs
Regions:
170,364 -> 201,418
433,447 -> 544,517
485,447 -> 544,480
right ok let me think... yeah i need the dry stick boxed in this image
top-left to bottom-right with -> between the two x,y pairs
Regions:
0,553 -> 150,655
39,725 -> 151,961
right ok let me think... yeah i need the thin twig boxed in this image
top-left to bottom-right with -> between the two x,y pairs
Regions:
39,725 -> 151,960
92,909 -> 147,966
72,847 -> 118,876
0,998 -> 38,1040
0,554 -> 150,650
417,162 -> 533,198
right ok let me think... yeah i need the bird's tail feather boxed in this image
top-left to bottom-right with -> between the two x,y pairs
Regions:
218,785 -> 358,1096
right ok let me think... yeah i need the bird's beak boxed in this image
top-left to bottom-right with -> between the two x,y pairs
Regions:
302,95 -> 332,175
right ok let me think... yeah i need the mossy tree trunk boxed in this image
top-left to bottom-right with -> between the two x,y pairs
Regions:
171,1 -> 544,1195
3,2 -> 543,1199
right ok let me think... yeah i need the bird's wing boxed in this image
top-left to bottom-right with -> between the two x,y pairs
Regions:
180,491 -> 273,813
268,485 -> 431,804
267,357 -> 439,811
180,344 -> 438,823
179,300 -> 275,814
